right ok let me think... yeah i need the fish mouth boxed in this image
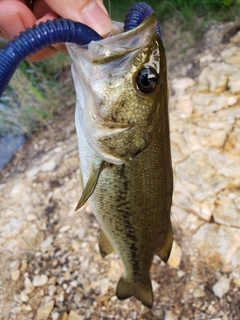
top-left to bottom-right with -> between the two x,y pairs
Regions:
89,14 -> 159,64
67,14 -> 159,66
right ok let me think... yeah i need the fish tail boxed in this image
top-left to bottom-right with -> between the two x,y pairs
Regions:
116,276 -> 153,308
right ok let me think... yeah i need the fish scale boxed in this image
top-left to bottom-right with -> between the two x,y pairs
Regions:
68,14 -> 173,307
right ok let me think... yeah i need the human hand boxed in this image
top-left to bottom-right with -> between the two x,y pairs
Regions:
0,0 -> 112,61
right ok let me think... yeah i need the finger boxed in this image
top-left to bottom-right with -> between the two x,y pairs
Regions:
45,0 -> 112,37
0,2 -> 60,61
0,1 -> 36,39
0,0 -> 112,61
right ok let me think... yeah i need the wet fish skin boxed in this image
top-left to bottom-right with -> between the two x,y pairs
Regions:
68,14 -> 173,308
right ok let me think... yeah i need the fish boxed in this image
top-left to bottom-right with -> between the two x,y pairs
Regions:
67,13 -> 173,308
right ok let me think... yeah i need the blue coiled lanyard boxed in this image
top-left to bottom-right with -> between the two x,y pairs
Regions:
0,2 -> 161,96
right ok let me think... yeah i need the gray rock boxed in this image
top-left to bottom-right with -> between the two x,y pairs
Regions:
33,275 -> 48,287
212,276 -> 231,298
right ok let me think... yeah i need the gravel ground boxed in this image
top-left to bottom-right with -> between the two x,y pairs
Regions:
0,20 -> 240,320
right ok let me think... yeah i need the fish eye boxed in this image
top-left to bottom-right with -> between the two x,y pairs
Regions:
136,68 -> 158,94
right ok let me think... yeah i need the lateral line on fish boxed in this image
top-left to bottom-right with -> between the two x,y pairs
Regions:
75,161 -> 110,211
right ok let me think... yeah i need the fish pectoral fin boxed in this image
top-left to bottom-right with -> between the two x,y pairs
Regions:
75,161 -> 109,211
116,276 -> 153,308
156,222 -> 173,263
98,229 -> 115,258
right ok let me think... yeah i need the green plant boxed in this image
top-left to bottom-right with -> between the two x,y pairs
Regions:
105,0 -> 240,29
0,53 -> 74,136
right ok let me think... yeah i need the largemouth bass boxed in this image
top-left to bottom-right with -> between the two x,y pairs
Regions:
67,13 -> 173,308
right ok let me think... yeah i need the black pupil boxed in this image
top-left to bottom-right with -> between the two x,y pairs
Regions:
136,68 -> 157,94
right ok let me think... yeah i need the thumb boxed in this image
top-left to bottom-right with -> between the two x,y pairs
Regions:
45,0 -> 112,37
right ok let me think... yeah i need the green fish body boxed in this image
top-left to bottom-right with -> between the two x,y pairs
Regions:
67,15 -> 173,308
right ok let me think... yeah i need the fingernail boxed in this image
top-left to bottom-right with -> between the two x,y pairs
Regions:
82,1 -> 112,37
0,12 -> 26,39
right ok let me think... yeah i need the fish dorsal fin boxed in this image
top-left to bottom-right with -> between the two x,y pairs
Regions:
75,161 -> 108,211
156,222 -> 173,263
98,229 -> 115,258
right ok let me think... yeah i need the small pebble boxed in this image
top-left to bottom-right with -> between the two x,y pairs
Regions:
33,275 -> 48,287
63,270 -> 71,281
26,214 -> 37,221
36,300 -> 54,320
56,294 -> 64,302
59,225 -> 71,233
53,147 -> 63,153
11,270 -> 20,282
233,278 -> 240,287
193,288 -> 206,298
48,276 -> 57,285
19,291 -> 29,302
60,313 -> 69,320
24,277 -> 35,294
212,276 -> 230,298
168,241 -> 182,268
68,310 -> 84,320
40,160 -> 56,172
207,305 -> 217,315
10,260 -> 20,270
177,270 -> 185,278
66,286 -> 72,294
164,310 -> 179,320
20,260 -> 28,272
26,167 -> 40,178
57,277 -> 64,285
71,240 -> 81,251
152,280 -> 160,292
70,280 -> 78,288
48,285 -> 57,296
51,312 -> 60,320
40,235 -> 53,253
100,278 -> 109,295
23,304 -> 32,311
